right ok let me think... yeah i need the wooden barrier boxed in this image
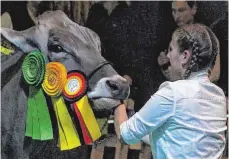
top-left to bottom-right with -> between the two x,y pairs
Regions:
90,134 -> 152,159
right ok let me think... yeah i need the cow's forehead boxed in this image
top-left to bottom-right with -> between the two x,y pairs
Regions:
37,10 -> 72,27
34,10 -> 101,53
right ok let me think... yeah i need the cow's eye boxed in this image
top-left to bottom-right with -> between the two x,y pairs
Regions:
49,43 -> 65,53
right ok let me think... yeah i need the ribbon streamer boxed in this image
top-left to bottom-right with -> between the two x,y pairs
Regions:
42,62 -> 81,150
73,102 -> 92,144
63,71 -> 101,144
75,96 -> 101,142
22,51 -> 53,140
0,45 -> 14,55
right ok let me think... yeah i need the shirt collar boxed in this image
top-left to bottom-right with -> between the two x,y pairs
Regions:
187,70 -> 209,81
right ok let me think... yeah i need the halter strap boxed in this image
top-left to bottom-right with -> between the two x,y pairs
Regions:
88,61 -> 112,79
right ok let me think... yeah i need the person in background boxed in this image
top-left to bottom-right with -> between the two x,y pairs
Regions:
114,23 -> 227,159
157,1 -> 220,82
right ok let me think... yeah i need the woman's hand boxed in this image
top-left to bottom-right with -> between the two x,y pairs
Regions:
158,50 -> 170,67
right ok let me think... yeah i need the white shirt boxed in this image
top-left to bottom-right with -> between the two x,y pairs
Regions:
120,70 -> 227,159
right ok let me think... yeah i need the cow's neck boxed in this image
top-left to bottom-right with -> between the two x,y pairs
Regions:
1,51 -> 26,89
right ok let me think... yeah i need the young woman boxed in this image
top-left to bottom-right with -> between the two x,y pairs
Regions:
114,23 -> 227,159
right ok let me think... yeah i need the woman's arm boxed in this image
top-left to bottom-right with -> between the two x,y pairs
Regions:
114,104 -> 128,140
114,82 -> 175,145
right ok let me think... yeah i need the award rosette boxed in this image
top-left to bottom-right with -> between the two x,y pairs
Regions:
63,71 -> 87,102
22,51 -> 53,140
63,70 -> 101,144
42,62 -> 81,150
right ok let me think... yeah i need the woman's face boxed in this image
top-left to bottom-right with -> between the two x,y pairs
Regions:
167,37 -> 185,80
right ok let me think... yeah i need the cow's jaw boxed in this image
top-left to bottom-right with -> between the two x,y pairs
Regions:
89,98 -> 122,110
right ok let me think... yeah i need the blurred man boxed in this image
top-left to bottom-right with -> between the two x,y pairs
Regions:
172,1 -> 197,27
157,1 -> 220,82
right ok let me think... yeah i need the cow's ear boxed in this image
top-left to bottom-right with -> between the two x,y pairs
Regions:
1,27 -> 37,54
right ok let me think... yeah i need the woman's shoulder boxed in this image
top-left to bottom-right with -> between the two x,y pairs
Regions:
159,80 -> 198,89
158,80 -> 201,98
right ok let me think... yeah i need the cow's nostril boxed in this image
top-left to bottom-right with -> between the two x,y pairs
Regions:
106,80 -> 119,91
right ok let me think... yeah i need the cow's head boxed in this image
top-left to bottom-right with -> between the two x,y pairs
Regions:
1,10 -> 129,110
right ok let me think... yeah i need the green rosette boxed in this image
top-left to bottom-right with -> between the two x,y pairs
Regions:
22,51 -> 53,140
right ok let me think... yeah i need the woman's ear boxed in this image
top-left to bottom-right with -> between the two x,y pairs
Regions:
181,50 -> 191,67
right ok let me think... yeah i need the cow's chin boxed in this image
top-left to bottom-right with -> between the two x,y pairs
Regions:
89,98 -> 121,110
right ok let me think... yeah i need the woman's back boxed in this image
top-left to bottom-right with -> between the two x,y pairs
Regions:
151,71 -> 227,159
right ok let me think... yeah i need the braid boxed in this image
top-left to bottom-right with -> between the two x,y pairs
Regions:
183,59 -> 195,79
204,26 -> 219,72
176,28 -> 201,79
183,38 -> 200,79
173,24 -> 219,80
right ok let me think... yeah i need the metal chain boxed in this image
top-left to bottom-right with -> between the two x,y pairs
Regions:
92,109 -> 113,148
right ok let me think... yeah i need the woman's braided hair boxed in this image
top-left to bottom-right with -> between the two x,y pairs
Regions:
173,23 -> 219,79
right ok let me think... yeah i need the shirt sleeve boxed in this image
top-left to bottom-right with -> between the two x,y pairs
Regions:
141,135 -> 150,145
120,82 -> 175,144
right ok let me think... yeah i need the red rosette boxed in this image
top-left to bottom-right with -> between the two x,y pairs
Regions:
63,70 -> 88,102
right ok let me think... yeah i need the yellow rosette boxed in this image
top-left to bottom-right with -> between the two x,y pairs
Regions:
42,62 -> 81,150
